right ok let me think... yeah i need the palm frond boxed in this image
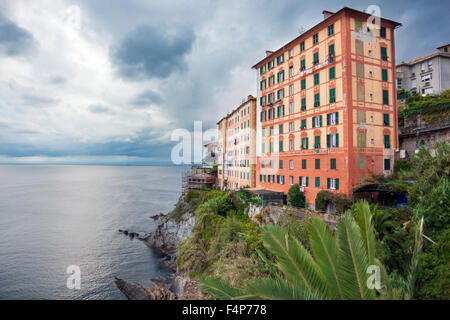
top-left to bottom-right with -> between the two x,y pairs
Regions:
261,225 -> 328,295
306,216 -> 344,299
353,201 -> 376,265
198,277 -> 243,300
336,212 -> 376,300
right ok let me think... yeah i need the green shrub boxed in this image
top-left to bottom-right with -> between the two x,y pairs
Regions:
315,191 -> 333,212
288,184 -> 305,208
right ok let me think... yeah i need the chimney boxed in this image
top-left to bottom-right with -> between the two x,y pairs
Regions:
265,50 -> 274,57
322,10 -> 334,20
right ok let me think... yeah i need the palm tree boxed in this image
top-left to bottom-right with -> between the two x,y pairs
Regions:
199,200 -> 396,300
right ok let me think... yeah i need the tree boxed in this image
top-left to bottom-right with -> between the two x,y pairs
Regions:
200,201 -> 403,300
288,184 -> 305,208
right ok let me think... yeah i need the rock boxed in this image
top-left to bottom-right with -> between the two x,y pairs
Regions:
123,230 -> 129,235
113,277 -> 176,300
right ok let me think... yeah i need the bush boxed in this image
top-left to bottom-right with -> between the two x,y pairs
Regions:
288,184 -> 306,208
315,191 -> 333,212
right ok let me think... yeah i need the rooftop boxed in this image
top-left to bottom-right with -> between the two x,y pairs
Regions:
252,6 -> 402,69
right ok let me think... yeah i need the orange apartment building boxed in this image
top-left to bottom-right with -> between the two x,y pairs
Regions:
217,95 -> 257,190
253,7 -> 401,208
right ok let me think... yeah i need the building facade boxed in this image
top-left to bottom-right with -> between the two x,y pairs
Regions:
396,44 -> 450,95
253,8 -> 401,208
217,95 -> 257,190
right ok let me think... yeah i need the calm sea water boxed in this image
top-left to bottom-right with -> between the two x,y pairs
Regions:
0,165 -> 182,300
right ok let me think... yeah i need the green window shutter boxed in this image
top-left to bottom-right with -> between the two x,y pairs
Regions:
306,137 -> 309,149
330,159 -> 336,170
306,176 -> 309,187
382,69 -> 388,82
279,141 -> 283,152
383,114 -> 389,126
315,136 -> 320,148
335,112 -> 339,124
380,26 -> 386,38
335,178 -> 339,190
279,160 -> 283,169
301,59 -> 305,70
327,178 -> 331,189
301,98 -> 306,110
356,41 -> 363,55
330,88 -> 336,103
301,79 -> 306,90
384,135 -> 390,148
355,20 -> 362,31
381,47 -> 387,59
315,177 -> 320,188
315,159 -> 320,169
327,134 -> 331,148
335,133 -> 339,147
319,115 -> 323,127
357,63 -> 364,77
383,90 -> 389,105
313,52 -> 319,64
312,117 -> 315,128
329,44 -> 334,55
300,41 -> 305,52
359,133 -> 366,147
384,159 -> 391,170
327,113 -> 330,126
314,73 -> 319,85
329,67 -> 335,80
279,124 -> 283,134
299,176 -> 303,185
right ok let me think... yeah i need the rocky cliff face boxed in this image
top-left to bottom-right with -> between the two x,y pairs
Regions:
141,212 -> 196,271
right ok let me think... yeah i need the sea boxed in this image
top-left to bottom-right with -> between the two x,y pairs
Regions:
0,165 -> 182,300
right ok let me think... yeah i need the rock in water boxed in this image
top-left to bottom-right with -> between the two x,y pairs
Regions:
113,277 -> 176,300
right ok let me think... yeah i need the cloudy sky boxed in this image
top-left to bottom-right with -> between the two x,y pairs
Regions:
0,0 -> 448,165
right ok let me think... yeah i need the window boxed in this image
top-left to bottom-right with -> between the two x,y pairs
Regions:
355,20 -> 362,31
383,90 -> 389,105
330,88 -> 336,103
358,133 -> 366,147
314,73 -> 319,85
270,160 -> 273,168
279,160 -> 283,169
313,52 -> 319,65
301,137 -> 309,150
277,54 -> 284,65
314,135 -> 321,149
300,59 -> 306,71
301,98 -> 306,111
312,115 -> 322,128
328,24 -> 334,36
270,126 -> 274,136
314,93 -> 320,107
329,44 -> 335,56
384,135 -> 391,148
279,124 -> 283,134
277,70 -> 285,83
290,176 -> 294,185
359,156 -> 365,170
289,66 -> 294,77
261,143 -> 265,153
326,133 -> 339,148
301,119 -> 307,130
380,26 -> 386,39
268,60 -> 274,70
289,122 -> 294,132
358,85 -> 365,101
384,159 -> 391,171
358,110 -> 365,123
329,67 -> 335,80
330,158 -> 336,170
313,33 -> 318,45
315,159 -> 320,169
383,114 -> 390,126
289,102 -> 294,114
381,47 -> 388,61
302,159 -> 307,169
289,48 -> 294,58
260,79 -> 266,91
300,41 -> 305,52
315,177 -> 321,188
356,41 -> 363,55
299,176 -> 309,187
259,65 -> 266,75
289,85 -> 294,95
290,139 -> 294,151
382,69 -> 388,82
327,178 -> 339,190
357,63 -> 364,77
279,140 -> 283,152
290,160 -> 294,169
327,112 -> 339,125
262,128 -> 265,137
301,78 -> 306,90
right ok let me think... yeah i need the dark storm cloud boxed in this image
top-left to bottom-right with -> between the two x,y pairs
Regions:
111,25 -> 195,80
132,89 -> 163,107
89,104 -> 113,114
0,13 -> 35,56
